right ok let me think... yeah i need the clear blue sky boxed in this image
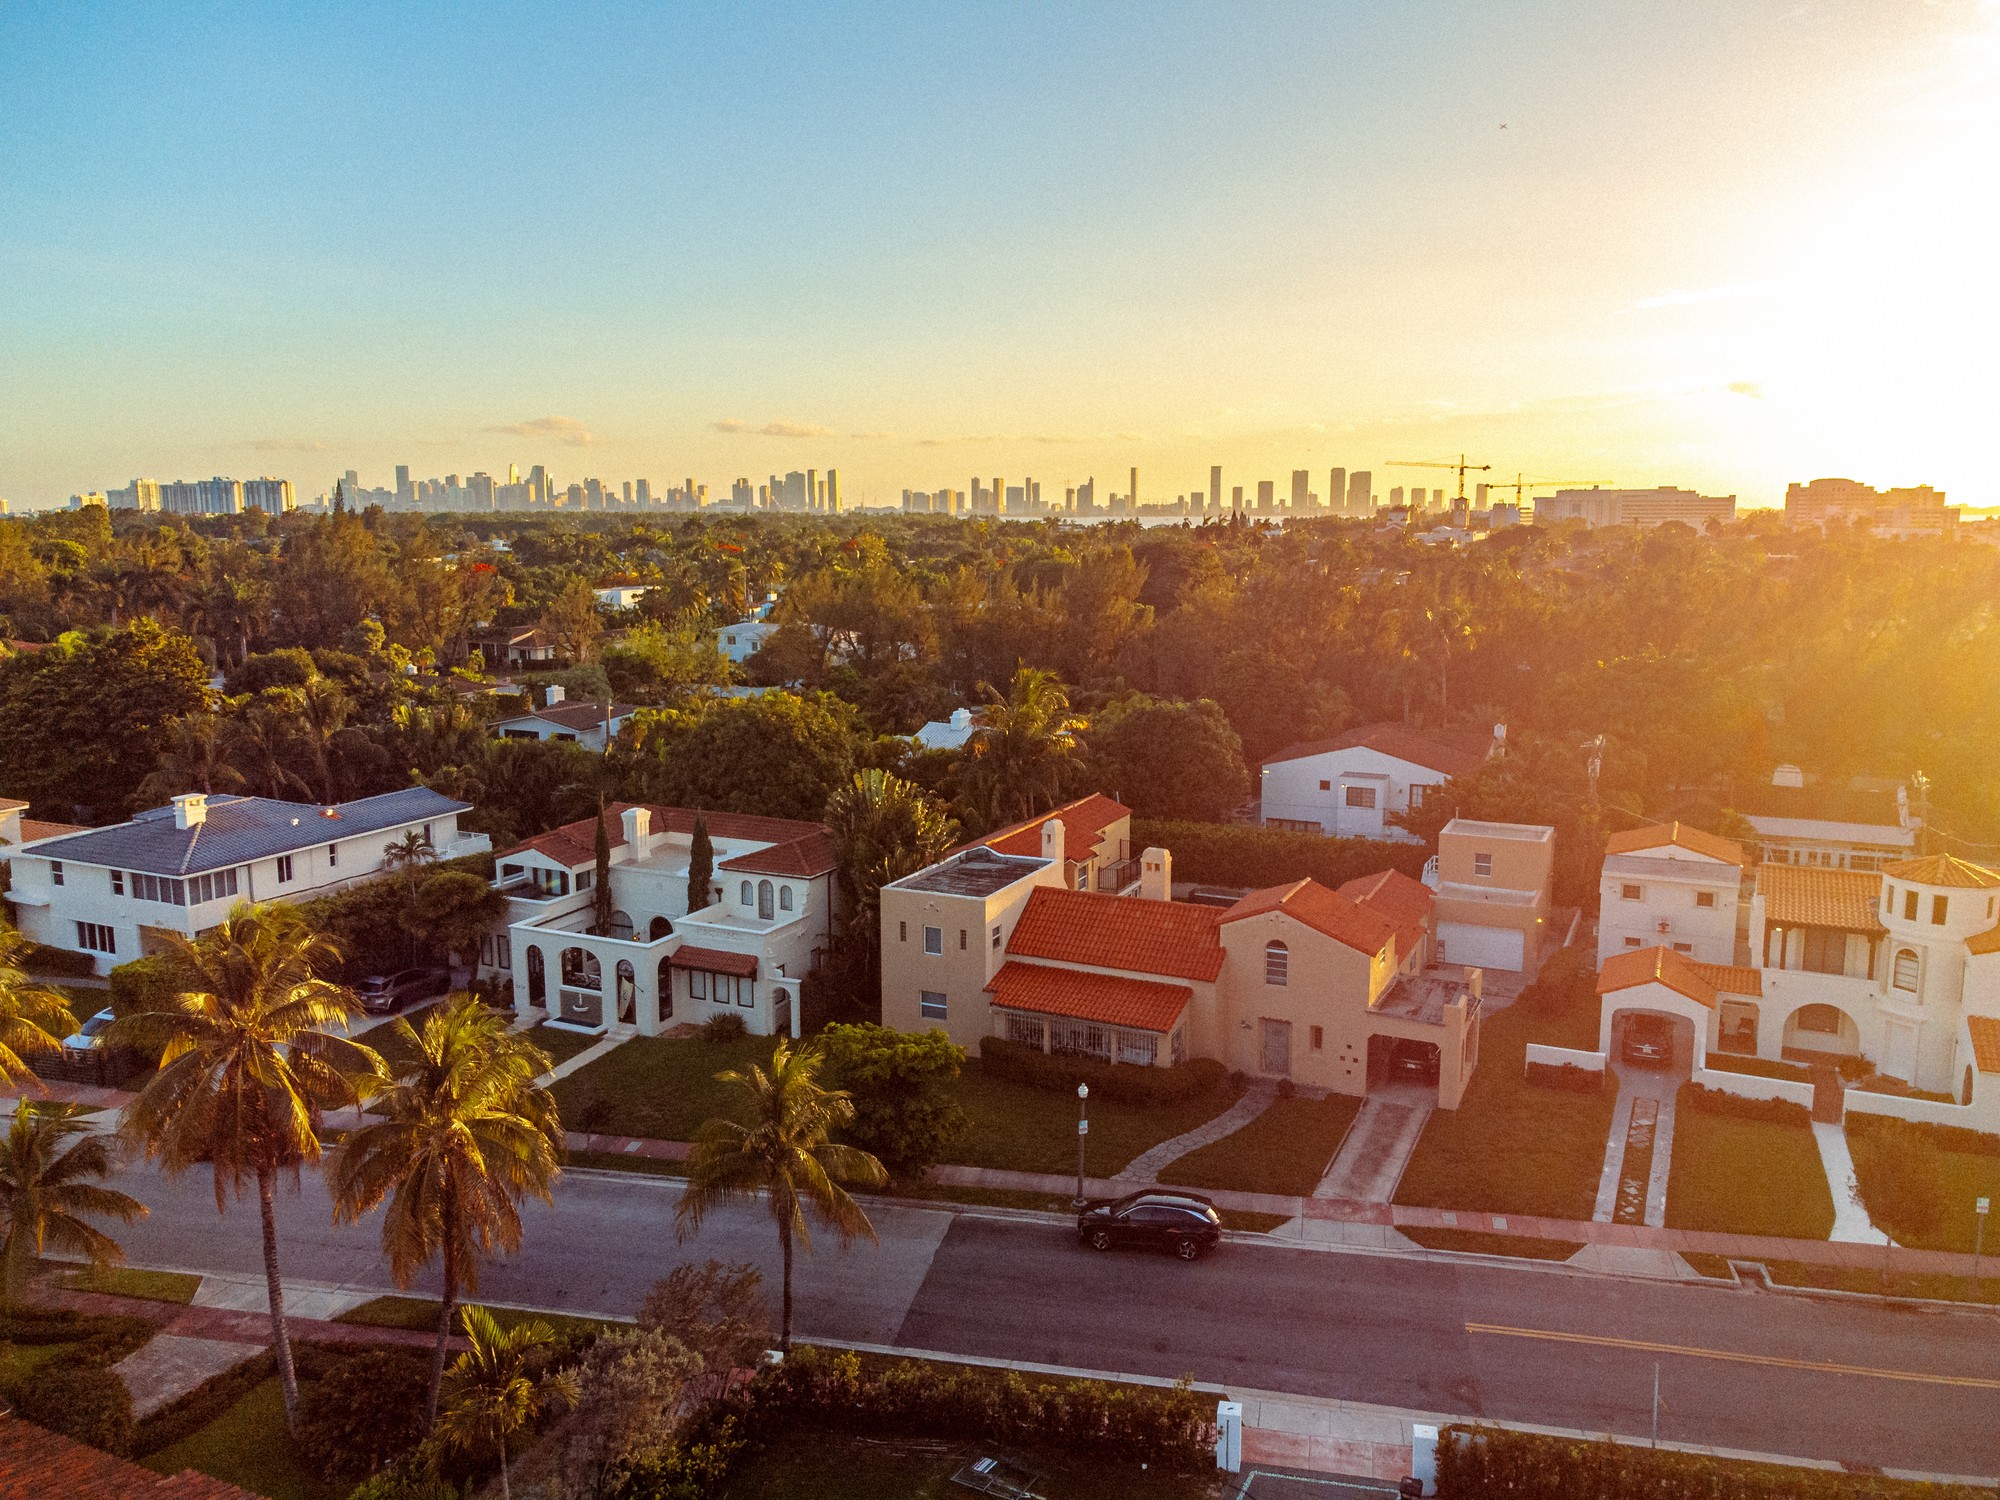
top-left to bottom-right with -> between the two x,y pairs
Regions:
2,1 -> 1992,508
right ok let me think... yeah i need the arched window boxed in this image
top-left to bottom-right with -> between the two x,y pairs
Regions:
561,947 -> 601,988
649,915 -> 672,941
609,909 -> 634,941
740,881 -> 752,906
1265,941 -> 1289,986
658,956 -> 674,1019
779,885 -> 794,912
616,960 -> 635,1021
1892,948 -> 1920,992
758,880 -> 775,920
527,946 -> 546,1005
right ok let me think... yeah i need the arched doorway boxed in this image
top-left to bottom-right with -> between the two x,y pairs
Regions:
1783,1003 -> 1860,1060
616,960 -> 635,1024
527,946 -> 546,1007
649,916 -> 672,941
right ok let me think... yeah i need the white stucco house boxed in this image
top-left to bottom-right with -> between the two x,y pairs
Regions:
5,788 -> 487,974
1597,822 -> 1747,967
477,803 -> 837,1038
491,687 -> 638,751
914,708 -> 977,752
593,584 -> 652,610
1732,765 -> 1919,871
1259,722 -> 1500,840
718,619 -> 779,664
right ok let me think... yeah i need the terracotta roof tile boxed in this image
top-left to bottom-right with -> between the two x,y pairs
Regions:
986,960 -> 1191,1033
717,831 -> 838,877
1336,868 -> 1434,959
1881,854 -> 2000,890
1757,864 -> 1886,933
498,803 -> 831,870
11,818 -> 88,843
0,1416 -> 259,1498
974,794 -> 1129,864
1597,945 -> 1719,1009
667,945 -> 758,977
1605,821 -> 1744,865
1260,721 -> 1494,776
1967,1015 -> 2000,1076
1004,886 -> 1223,982
1223,878 -> 1400,958
1689,961 -> 1762,997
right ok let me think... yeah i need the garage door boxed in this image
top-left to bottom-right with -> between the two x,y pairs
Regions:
1437,921 -> 1525,972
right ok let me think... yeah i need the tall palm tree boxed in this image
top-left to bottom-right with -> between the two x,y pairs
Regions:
823,770 -> 959,989
0,923 -> 79,1090
135,713 -> 247,808
328,997 -> 563,1419
0,1100 -> 148,1307
225,699 -> 314,801
112,906 -> 385,1433
383,828 -> 440,896
964,666 -> 1088,826
676,1038 -> 885,1351
436,1305 -> 578,1500
295,677 -> 355,804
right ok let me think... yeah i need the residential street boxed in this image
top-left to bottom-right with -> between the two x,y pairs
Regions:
106,1160 -> 2000,1480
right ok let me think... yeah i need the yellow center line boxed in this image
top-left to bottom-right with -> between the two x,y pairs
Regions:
1464,1322 -> 2000,1389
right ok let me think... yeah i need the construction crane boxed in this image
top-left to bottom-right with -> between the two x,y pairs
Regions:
1485,474 -> 1611,511
1386,454 -> 1492,502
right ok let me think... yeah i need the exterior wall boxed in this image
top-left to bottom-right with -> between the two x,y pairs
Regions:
1596,981 -> 1716,1069
878,863 -> 1065,1055
1258,747 -> 1445,840
1432,828 -> 1552,957
1691,1067 -> 1815,1107
492,715 -> 629,751
1597,850 -> 1741,965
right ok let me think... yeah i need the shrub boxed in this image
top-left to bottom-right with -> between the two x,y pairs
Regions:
108,953 -> 184,1015
1524,1061 -> 1605,1094
347,1466 -> 462,1500
20,941 -> 96,977
296,1348 -> 434,1480
702,1012 -> 748,1042
977,1035 -> 1230,1107
8,1363 -> 134,1454
638,1261 -> 772,1372
819,1022 -> 968,1178
1436,1423 -> 1984,1499
0,1307 -> 155,1365
1681,1081 -> 1810,1126
133,1351 -> 277,1457
1129,818 -> 1426,891
1848,1114 -> 1950,1242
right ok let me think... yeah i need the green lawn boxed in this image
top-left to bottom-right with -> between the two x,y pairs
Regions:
552,1032 -> 778,1138
942,1061 -> 1243,1177
48,1260 -> 202,1303
0,1341 -> 79,1383
721,1431 -> 1221,1500
1160,1092 -> 1362,1196
1847,1114 -> 2000,1252
142,1377 -> 342,1500
1394,1001 -> 1616,1220
1664,1089 -> 1833,1239
525,1021 -> 604,1067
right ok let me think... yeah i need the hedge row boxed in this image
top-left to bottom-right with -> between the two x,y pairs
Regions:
0,1306 -> 155,1363
1437,1424 -> 1986,1499
977,1035 -> 1232,1107
133,1350 -> 276,1456
20,941 -> 97,977
1681,1081 -> 1811,1126
0,1309 -> 158,1456
1525,1061 -> 1607,1095
1130,818 -> 1427,892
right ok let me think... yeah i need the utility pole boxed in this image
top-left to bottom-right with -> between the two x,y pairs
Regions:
1073,1084 -> 1090,1209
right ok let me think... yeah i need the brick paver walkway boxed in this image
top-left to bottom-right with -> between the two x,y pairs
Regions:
1116,1078 -> 1277,1183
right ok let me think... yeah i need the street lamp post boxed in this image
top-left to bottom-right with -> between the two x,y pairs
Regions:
1073,1083 -> 1090,1210
1975,1197 -> 1989,1290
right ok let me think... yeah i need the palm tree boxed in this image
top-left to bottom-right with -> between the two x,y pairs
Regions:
112,905 -> 385,1433
0,1100 -> 148,1306
823,770 -> 959,989
436,1305 -> 578,1500
676,1038 -> 886,1351
294,677 -> 355,803
0,923 -> 79,1089
964,666 -> 1088,826
383,828 -> 440,896
225,699 -> 314,800
135,713 -> 247,808
328,997 -> 563,1419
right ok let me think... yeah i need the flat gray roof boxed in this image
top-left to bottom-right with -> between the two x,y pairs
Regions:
892,846 -> 1047,898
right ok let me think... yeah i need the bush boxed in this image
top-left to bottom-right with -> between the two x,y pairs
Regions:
0,1307 -> 155,1365
1848,1115 -> 1950,1242
296,1348 -> 434,1480
347,1465 -> 462,1500
702,1012 -> 748,1042
108,953 -> 183,1015
639,1261 -> 772,1373
1682,1081 -> 1810,1125
1524,1061 -> 1606,1094
20,941 -> 96,977
1129,818 -> 1426,891
977,1035 -> 1231,1108
8,1363 -> 134,1454
819,1022 -> 968,1178
1436,1423 -> 1984,1499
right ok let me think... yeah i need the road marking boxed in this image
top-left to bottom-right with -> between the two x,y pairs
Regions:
1465,1322 -> 2000,1389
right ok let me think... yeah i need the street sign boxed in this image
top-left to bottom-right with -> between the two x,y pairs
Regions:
1978,1197 -> 1990,1216
1078,1119 -> 1089,1136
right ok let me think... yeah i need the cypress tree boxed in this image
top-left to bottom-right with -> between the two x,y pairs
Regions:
687,816 -> 714,916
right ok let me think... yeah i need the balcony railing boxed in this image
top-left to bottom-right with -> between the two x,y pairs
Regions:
1097,858 -> 1140,893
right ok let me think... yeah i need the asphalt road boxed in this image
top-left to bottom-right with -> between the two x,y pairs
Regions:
109,1161 -> 1999,1480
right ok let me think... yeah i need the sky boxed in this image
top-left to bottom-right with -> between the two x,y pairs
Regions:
2,1 -> 1995,511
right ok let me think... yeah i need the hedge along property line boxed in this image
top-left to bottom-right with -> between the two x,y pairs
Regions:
975,1035 -> 1233,1107
1129,819 -> 1427,892
1435,1424 -> 1988,1500
1682,1081 -> 1813,1126
1524,1060 -> 1608,1095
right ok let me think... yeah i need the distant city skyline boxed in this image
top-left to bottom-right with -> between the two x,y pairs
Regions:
2,4 -> 1993,510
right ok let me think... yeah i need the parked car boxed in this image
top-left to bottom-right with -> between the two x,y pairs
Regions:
61,1008 -> 117,1052
1388,1039 -> 1440,1085
1622,1014 -> 1673,1066
356,967 -> 452,1014
1076,1190 -> 1223,1261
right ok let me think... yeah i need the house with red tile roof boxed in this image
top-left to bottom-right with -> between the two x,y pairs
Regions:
880,811 -> 1485,1107
480,803 -> 837,1039
1257,721 -> 1501,840
964,793 -> 1137,893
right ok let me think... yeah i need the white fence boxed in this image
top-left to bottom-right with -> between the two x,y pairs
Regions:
1524,1042 -> 1605,1073
1690,1065 -> 1815,1107
1844,1087 -> 1990,1129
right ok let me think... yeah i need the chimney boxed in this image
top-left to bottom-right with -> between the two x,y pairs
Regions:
546,683 -> 566,706
1139,846 -> 1172,901
1040,817 -> 1066,866
620,806 -> 652,858
950,707 -> 972,729
1463,966 -> 1483,1000
1772,763 -> 1804,789
172,793 -> 208,831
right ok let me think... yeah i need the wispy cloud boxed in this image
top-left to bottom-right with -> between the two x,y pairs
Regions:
489,415 -> 597,447
712,418 -> 836,438
912,430 -> 1131,447
1634,282 -> 1767,310
243,437 -> 329,453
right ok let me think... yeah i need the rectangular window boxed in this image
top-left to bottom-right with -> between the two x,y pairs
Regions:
738,978 -> 754,1008
277,855 -> 293,883
1408,785 -> 1426,809
50,861 -> 63,886
991,925 -> 1002,951
1343,785 -> 1377,809
1695,890 -> 1716,909
1474,853 -> 1493,877
920,990 -> 948,1019
1932,895 -> 1948,925
1318,779 -> 1331,791
899,921 -> 907,943
1623,936 -> 1642,948
1310,1025 -> 1324,1051
1620,883 -> 1642,901
75,921 -> 116,954
577,870 -> 594,891
1904,890 -> 1918,920
924,926 -> 942,955
1672,942 -> 1693,954
328,843 -> 339,868
111,870 -> 124,896
959,929 -> 967,951
497,942 -> 511,971
690,971 -> 708,1001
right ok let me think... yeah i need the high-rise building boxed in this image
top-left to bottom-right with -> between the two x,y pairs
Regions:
470,472 -> 496,509
1128,467 -> 1138,514
106,478 -> 161,511
826,469 -> 841,513
1232,485 -> 1244,511
241,477 -> 294,512
1076,478 -> 1094,512
159,477 -> 246,515
1347,470 -> 1372,513
1257,479 -> 1275,510
1784,478 -> 1955,535
1390,486 -> 1405,508
1329,468 -> 1346,516
528,466 -> 549,506
636,478 -> 652,507
394,465 -> 414,508
1290,470 -> 1310,509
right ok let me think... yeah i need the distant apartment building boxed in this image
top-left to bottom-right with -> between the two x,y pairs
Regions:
1290,470 -> 1310,509
1535,486 -> 1735,529
1329,467 -> 1346,515
1784,478 -> 1957,537
1346,470 -> 1372,514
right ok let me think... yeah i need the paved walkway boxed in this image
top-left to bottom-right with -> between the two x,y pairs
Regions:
536,1024 -> 634,1086
1813,1119 -> 1893,1245
1313,1088 -> 1430,1203
1116,1079 -> 1277,1183
1592,1062 -> 1680,1227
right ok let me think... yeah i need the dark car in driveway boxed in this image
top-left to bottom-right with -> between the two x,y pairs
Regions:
1622,1013 -> 1673,1066
356,966 -> 452,1014
1076,1190 -> 1223,1261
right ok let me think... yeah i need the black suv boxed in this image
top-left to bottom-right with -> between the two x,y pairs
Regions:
356,967 -> 452,1014
1076,1190 -> 1223,1261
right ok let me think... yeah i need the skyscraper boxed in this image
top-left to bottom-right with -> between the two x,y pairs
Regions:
1209,465 -> 1221,515
1232,485 -> 1244,511
636,478 -> 652,506
806,469 -> 818,512
826,469 -> 840,513
1257,479 -> 1275,510
1129,467 -> 1138,513
1347,470 -> 1372,513
1290,470 -> 1310,509
1329,468 -> 1347,516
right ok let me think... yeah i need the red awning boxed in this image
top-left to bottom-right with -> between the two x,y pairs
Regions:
668,945 -> 759,979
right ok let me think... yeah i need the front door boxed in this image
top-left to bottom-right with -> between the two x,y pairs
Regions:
1260,1018 -> 1293,1077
